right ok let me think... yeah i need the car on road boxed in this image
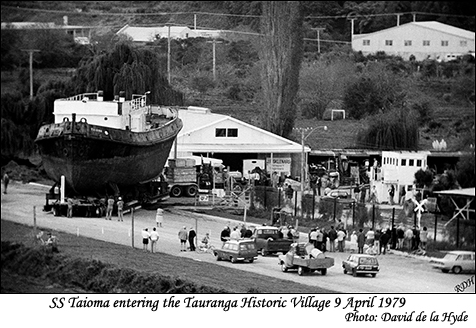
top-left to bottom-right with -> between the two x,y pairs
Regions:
213,239 -> 257,263
430,251 -> 475,274
342,254 -> 379,277
279,242 -> 334,276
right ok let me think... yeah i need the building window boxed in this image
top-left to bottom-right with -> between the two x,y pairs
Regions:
363,39 -> 370,46
460,40 -> 467,47
215,128 -> 226,137
423,40 -> 430,46
401,159 -> 406,166
227,128 -> 238,137
385,40 -> 393,46
404,40 -> 412,46
417,159 -> 422,167
216,128 -> 238,137
409,159 -> 414,166
441,40 -> 449,47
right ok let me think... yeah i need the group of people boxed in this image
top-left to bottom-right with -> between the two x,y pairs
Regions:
220,224 -> 254,244
104,196 -> 125,221
308,220 -> 347,253
396,224 -> 428,252
141,227 -> 160,253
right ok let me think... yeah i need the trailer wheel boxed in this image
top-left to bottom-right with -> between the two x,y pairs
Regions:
186,185 -> 198,197
170,186 -> 182,197
298,266 -> 304,276
320,268 -> 327,275
52,206 -> 60,217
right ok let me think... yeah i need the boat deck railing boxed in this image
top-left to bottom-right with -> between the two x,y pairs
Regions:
64,93 -> 99,101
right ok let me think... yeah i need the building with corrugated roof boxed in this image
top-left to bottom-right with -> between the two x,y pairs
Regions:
352,21 -> 475,61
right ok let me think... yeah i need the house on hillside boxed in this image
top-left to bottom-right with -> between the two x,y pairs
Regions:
170,106 -> 308,179
352,21 -> 475,61
116,25 -> 204,42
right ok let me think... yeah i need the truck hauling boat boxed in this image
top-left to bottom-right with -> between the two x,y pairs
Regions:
35,91 -> 183,216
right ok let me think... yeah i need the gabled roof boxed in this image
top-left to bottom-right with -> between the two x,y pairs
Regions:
353,21 -> 475,41
176,107 -> 308,154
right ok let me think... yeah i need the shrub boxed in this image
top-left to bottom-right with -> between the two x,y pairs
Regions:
190,75 -> 216,93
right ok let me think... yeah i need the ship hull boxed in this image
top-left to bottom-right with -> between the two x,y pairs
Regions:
35,117 -> 182,195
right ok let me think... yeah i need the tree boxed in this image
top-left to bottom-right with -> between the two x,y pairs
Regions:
258,1 -> 304,138
414,168 -> 434,189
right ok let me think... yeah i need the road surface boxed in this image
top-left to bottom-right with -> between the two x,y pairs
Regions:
1,181 -> 474,293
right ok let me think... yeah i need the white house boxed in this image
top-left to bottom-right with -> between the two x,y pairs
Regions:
170,106 -> 309,178
352,21 -> 475,61
116,25 -> 197,42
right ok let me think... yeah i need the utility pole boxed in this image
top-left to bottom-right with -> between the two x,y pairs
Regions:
22,49 -> 40,99
207,39 -> 223,81
311,27 -> 325,53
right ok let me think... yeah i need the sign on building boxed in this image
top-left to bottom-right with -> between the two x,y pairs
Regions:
266,157 -> 292,175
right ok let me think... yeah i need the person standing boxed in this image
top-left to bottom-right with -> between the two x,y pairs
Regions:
142,228 -> 150,252
188,227 -> 197,251
116,197 -> 124,222
178,226 -> 188,251
380,229 -> 391,255
388,185 -> 395,205
404,226 -> 414,251
397,225 -> 405,249
2,172 -> 10,194
365,228 -> 375,246
155,207 -> 164,227
220,226 -> 230,246
336,229 -> 346,252
370,186 -> 378,204
420,226 -> 428,250
357,229 -> 365,254
230,227 -> 241,241
309,228 -> 318,248
328,226 -> 337,252
316,229 -> 324,251
67,197 -> 74,218
399,187 -> 406,205
149,227 -> 159,253
106,196 -> 114,220
349,231 -> 358,252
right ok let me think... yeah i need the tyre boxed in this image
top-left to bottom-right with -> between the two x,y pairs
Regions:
442,269 -> 449,273
281,263 -> 288,272
52,206 -> 60,217
371,273 -> 377,277
215,253 -> 220,261
321,268 -> 327,275
352,269 -> 357,277
298,266 -> 304,276
452,266 -> 462,274
248,258 -> 254,263
170,186 -> 182,197
343,269 -> 347,274
260,249 -> 268,256
186,185 -> 198,197
230,256 -> 237,263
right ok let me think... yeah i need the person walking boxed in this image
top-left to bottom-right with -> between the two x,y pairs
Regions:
188,227 -> 197,251
116,197 -> 124,222
178,226 -> 188,251
2,172 -> 10,194
106,196 -> 114,220
357,229 -> 365,254
149,227 -> 159,253
155,207 -> 164,227
142,228 -> 150,252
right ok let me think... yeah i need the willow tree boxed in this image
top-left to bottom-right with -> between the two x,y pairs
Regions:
69,41 -> 183,105
258,1 -> 304,138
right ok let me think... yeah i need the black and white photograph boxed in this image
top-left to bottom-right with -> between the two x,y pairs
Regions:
1,1 -> 475,326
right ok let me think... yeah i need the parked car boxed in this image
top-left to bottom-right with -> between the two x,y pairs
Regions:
213,239 -> 257,263
342,254 -> 379,277
323,189 -> 349,199
430,251 -> 475,274
252,226 -> 293,256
